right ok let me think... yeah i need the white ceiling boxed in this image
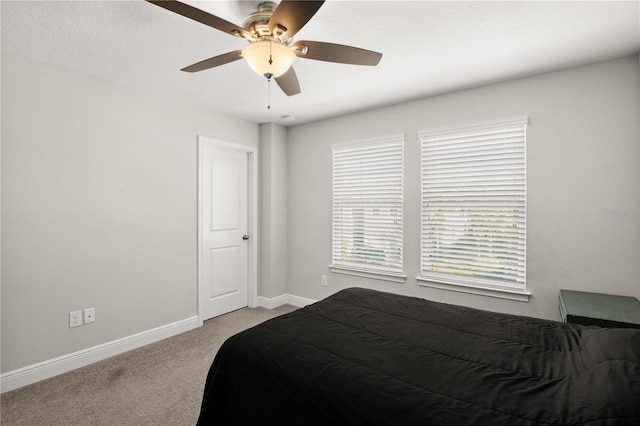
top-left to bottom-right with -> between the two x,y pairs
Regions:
2,0 -> 639,126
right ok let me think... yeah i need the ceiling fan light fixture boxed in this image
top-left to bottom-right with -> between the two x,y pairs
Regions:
242,40 -> 296,79
147,0 -> 383,98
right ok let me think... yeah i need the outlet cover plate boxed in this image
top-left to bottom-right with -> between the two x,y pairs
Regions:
84,307 -> 95,324
70,311 -> 82,328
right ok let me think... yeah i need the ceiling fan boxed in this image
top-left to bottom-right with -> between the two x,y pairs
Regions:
146,0 -> 382,96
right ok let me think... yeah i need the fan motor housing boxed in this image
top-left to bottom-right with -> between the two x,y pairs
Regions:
243,2 -> 280,38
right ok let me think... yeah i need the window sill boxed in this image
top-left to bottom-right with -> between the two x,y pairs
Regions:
330,265 -> 406,283
416,276 -> 531,302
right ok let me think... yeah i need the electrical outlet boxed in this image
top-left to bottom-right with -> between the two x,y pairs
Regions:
69,311 -> 82,328
321,275 -> 328,287
84,307 -> 96,324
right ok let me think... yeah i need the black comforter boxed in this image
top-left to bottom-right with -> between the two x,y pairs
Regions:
197,287 -> 640,425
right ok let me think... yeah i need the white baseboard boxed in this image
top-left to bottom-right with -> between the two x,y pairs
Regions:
0,316 -> 199,394
1,294 -> 314,394
257,293 -> 317,309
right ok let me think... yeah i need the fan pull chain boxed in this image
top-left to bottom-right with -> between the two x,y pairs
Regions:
264,72 -> 274,110
267,40 -> 273,109
269,40 -> 274,66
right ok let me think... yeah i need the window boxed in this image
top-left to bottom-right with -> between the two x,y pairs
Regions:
331,135 -> 405,282
418,118 -> 529,301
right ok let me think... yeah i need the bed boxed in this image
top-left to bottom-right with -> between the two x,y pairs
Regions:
196,287 -> 640,425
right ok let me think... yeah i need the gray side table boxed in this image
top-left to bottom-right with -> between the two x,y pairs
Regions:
559,289 -> 640,329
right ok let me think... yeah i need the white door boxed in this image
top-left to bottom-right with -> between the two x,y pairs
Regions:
199,141 -> 249,320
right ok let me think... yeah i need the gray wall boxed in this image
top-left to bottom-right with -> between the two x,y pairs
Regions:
1,52 -> 259,372
2,51 -> 639,375
259,123 -> 288,299
287,55 -> 640,320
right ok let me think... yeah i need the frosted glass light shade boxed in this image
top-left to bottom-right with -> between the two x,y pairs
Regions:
242,40 -> 296,78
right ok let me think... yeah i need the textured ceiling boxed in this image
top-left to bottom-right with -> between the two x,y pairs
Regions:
2,0 -> 639,126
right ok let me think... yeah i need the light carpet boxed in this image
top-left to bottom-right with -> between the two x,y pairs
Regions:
1,305 -> 297,425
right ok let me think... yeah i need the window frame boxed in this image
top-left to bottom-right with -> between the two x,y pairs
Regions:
330,134 -> 406,283
417,118 -> 530,301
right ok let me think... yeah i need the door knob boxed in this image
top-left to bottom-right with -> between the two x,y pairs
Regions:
242,235 -> 249,240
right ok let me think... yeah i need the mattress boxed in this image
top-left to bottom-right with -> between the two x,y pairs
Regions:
197,287 -> 640,425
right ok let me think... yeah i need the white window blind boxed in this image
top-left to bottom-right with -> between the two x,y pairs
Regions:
419,118 -> 527,295
331,136 -> 404,278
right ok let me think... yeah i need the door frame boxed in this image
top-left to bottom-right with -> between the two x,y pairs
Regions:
197,135 -> 258,326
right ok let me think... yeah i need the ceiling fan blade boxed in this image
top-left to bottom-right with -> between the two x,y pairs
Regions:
292,40 -> 382,66
275,67 -> 301,96
269,1 -> 325,39
146,0 -> 251,39
181,50 -> 243,73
